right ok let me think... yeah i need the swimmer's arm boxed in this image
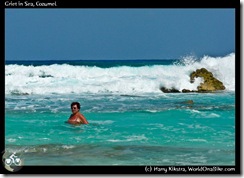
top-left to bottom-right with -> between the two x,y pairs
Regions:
78,113 -> 89,124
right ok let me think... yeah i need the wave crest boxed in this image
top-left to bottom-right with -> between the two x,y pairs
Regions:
5,53 -> 235,95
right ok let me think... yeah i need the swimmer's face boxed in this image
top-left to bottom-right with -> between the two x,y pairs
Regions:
71,105 -> 79,114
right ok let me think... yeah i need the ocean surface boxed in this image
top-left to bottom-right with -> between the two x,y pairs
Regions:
5,53 -> 236,165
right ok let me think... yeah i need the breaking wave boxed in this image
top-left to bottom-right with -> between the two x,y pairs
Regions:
5,53 -> 235,95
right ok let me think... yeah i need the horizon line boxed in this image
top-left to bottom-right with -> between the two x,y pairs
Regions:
5,58 -> 180,61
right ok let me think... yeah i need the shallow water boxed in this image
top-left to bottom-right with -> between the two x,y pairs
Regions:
5,92 -> 235,165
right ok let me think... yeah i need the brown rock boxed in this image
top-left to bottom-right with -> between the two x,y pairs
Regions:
184,100 -> 194,104
159,68 -> 225,93
190,68 -> 225,92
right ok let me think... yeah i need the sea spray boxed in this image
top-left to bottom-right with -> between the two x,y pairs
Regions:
5,53 -> 235,95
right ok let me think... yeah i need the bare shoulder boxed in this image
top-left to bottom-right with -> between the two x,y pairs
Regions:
78,112 -> 85,117
78,112 -> 88,124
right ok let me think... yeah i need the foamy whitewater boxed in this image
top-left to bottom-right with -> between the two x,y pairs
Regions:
5,53 -> 235,95
5,53 -> 236,165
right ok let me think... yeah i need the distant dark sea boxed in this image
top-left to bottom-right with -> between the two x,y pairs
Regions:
5,59 -> 177,68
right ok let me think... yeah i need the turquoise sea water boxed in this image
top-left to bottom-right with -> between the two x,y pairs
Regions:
5,54 -> 236,165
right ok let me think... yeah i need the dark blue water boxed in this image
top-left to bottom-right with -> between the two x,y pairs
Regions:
5,59 -> 178,68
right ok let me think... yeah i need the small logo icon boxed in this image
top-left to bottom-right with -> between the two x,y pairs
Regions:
2,152 -> 23,172
5,153 -> 21,166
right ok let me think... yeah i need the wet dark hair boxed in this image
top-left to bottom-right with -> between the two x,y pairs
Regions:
71,102 -> 80,110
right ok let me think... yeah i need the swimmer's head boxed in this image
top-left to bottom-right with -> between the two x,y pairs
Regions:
71,102 -> 80,112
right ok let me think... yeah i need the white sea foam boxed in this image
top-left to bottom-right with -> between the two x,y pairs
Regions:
188,139 -> 207,142
108,135 -> 148,143
107,139 -> 122,142
5,53 -> 235,95
6,138 -> 16,143
91,120 -> 114,125
61,145 -> 75,149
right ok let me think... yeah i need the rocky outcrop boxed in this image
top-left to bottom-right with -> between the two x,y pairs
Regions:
182,89 -> 197,93
183,100 -> 194,104
190,68 -> 225,92
160,68 -> 225,93
160,87 -> 180,93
